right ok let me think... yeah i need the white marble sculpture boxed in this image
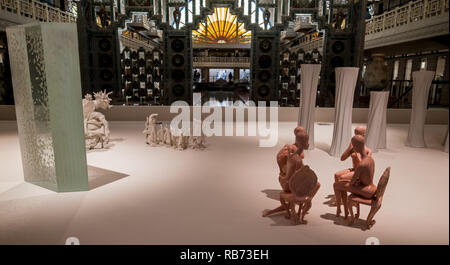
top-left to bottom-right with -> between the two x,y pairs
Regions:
191,119 -> 206,149
143,114 -> 159,146
82,90 -> 112,150
163,126 -> 173,146
143,114 -> 207,151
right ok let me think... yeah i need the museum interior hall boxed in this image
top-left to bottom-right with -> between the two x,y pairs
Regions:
0,0 -> 448,245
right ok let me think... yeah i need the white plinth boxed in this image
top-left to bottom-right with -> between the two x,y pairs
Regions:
329,67 -> 359,157
366,91 -> 390,152
406,70 -> 435,148
298,64 -> 321,149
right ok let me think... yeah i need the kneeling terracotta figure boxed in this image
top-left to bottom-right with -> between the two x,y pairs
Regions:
334,135 -> 376,219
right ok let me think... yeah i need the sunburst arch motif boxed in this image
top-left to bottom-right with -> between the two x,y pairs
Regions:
192,7 -> 251,44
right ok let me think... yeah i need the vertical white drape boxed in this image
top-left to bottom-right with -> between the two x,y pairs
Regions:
298,64 -> 321,149
366,91 -> 390,152
329,67 -> 359,157
444,127 -> 449,153
406,70 -> 435,148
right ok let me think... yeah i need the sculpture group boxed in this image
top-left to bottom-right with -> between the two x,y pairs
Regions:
143,114 -> 207,150
263,125 -> 390,230
82,90 -> 112,150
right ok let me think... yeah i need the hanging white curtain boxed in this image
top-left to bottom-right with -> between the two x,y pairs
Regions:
329,67 -> 359,157
444,126 -> 449,153
406,70 -> 435,148
366,91 -> 390,152
298,64 -> 321,149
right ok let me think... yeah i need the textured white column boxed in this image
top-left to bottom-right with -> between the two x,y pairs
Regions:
406,70 -> 435,148
6,23 -> 88,192
298,64 -> 321,149
329,67 -> 359,157
366,91 -> 390,152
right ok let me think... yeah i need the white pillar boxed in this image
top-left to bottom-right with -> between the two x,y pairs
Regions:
406,70 -> 435,148
298,64 -> 321,149
366,91 -> 390,152
329,67 -> 359,157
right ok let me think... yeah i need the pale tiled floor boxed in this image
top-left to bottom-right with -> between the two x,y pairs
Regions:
0,121 -> 448,245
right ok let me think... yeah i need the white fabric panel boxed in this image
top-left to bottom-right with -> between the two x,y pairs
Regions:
444,127 -> 449,153
406,70 -> 435,148
366,91 -> 390,152
329,67 -> 359,157
298,64 -> 321,149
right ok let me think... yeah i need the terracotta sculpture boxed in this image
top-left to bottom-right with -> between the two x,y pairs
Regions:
82,90 -> 112,150
334,126 -> 372,183
334,135 -> 376,218
280,166 -> 320,224
347,167 -> 390,229
263,126 -> 310,217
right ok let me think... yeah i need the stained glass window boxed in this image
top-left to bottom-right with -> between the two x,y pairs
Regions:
192,7 -> 252,44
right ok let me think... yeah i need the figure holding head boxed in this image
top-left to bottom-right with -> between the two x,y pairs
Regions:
333,135 -> 376,218
334,126 -> 372,183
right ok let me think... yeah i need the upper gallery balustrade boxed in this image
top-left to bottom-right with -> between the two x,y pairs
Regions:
0,0 -> 76,23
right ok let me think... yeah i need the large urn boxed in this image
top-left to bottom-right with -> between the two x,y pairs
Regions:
364,53 -> 388,91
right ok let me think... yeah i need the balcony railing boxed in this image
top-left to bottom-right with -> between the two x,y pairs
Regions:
121,34 -> 157,51
365,0 -> 449,35
0,0 -> 76,23
193,57 -> 251,64
291,0 -> 448,52
298,37 -> 323,53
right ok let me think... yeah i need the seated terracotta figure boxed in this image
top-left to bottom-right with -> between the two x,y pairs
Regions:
263,126 -> 309,217
334,126 -> 372,183
333,135 -> 376,218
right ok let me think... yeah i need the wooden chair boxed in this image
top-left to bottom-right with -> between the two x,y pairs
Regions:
347,167 -> 390,229
280,166 -> 320,225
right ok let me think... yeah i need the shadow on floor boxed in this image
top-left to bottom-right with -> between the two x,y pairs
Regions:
88,165 -> 129,190
320,213 -> 368,231
267,213 -> 295,227
261,189 -> 282,201
109,138 -> 125,143
261,189 -> 313,227
323,194 -> 336,207
86,144 -> 115,153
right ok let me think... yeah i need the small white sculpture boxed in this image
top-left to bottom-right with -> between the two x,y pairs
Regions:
143,115 -> 207,150
82,90 -> 112,150
143,114 -> 159,146
191,119 -> 206,149
163,126 -> 173,146
176,131 -> 188,151
191,135 -> 206,149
